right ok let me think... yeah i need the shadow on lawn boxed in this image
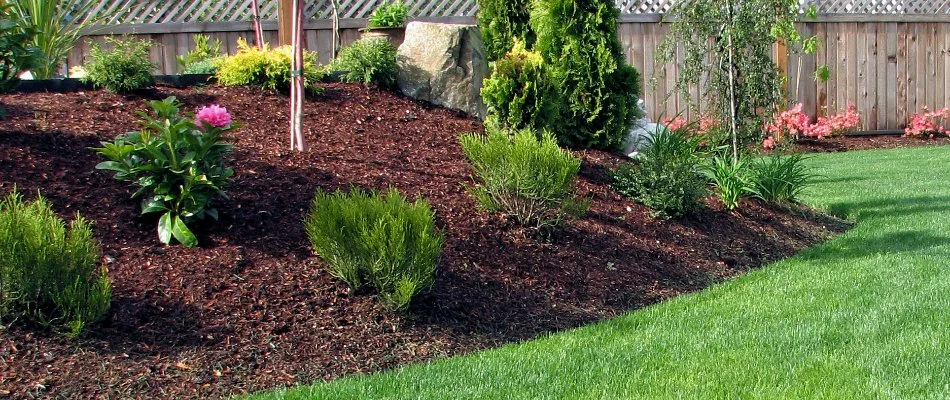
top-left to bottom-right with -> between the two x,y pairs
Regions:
826,195 -> 950,221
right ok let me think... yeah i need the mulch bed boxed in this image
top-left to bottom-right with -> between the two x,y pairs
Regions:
794,133 -> 950,152
0,84 -> 854,399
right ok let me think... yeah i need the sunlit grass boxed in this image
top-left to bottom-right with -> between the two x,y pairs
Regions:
249,146 -> 950,400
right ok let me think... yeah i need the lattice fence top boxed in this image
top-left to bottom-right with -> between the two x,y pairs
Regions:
72,0 -> 950,25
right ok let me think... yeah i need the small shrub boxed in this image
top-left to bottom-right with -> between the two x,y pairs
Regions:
305,188 -> 443,312
704,153 -> 753,210
215,38 -> 324,93
0,3 -> 42,91
531,0 -> 643,150
330,38 -> 398,88
177,34 -> 222,72
0,190 -> 111,337
182,58 -> 220,75
904,107 -> 950,138
481,40 -> 556,132
82,36 -> 155,93
612,127 -> 707,218
475,0 -> 535,61
460,126 -> 588,229
95,97 -> 236,247
748,153 -> 813,204
368,1 -> 408,28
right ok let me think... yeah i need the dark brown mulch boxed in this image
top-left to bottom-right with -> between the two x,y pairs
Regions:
0,84 -> 851,399
795,133 -> 950,152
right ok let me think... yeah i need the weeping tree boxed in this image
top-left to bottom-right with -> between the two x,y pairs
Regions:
658,0 -> 800,160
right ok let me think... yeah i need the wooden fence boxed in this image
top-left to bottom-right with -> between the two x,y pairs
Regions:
66,1 -> 950,131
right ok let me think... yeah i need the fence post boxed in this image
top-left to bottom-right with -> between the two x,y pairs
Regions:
278,0 -> 294,45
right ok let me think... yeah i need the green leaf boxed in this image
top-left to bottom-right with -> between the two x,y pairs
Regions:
158,212 -> 173,244
95,161 -> 127,172
141,197 -> 168,214
171,216 -> 198,247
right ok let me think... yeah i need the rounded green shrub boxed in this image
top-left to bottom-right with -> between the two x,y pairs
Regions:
0,190 -> 111,337
82,36 -> 155,93
330,38 -> 398,88
215,38 -> 325,94
305,188 -> 443,312
476,0 -> 535,62
460,126 -> 588,230
612,128 -> 708,218
480,40 -> 556,133
531,0 -> 642,150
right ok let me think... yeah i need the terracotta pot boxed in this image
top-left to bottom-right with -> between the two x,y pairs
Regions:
359,27 -> 405,48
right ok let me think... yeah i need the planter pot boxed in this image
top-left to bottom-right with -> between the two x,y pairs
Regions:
359,27 -> 406,48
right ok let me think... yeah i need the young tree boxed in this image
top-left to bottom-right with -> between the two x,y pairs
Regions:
658,0 -> 800,160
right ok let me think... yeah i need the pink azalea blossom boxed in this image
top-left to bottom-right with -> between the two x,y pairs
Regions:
762,136 -> 776,150
196,105 -> 232,129
662,116 -> 688,132
768,103 -> 860,141
904,107 -> 950,138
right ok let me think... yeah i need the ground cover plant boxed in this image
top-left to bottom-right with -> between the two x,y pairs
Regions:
0,84 -> 857,398
251,145 -> 949,400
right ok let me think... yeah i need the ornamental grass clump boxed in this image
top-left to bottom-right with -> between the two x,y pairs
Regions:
0,190 -> 112,337
612,127 -> 708,218
305,188 -> 443,312
460,126 -> 588,230
704,153 -> 753,210
95,97 -> 236,247
748,153 -> 813,204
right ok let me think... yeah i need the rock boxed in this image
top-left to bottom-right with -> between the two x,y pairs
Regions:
397,22 -> 488,118
622,99 -> 666,158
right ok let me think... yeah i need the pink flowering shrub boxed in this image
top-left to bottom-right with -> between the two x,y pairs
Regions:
767,103 -> 860,142
195,104 -> 232,128
904,107 -> 950,138
662,116 -> 688,132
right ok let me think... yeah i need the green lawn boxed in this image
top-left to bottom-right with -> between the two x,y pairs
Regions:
250,146 -> 950,400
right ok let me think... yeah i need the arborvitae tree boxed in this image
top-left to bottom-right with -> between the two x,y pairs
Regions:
530,0 -> 642,150
476,0 -> 535,62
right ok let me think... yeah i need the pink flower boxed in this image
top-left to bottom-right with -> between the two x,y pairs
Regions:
904,106 -> 950,138
662,116 -> 688,132
763,136 -> 775,150
196,105 -> 232,129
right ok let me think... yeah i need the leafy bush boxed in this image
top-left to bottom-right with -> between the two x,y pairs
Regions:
0,190 -> 111,337
748,153 -> 813,204
368,1 -> 408,28
460,126 -> 588,229
481,40 -> 556,133
0,3 -> 42,91
95,97 -> 236,247
704,153 -> 752,210
476,0 -> 534,62
530,0 -> 642,150
612,127 -> 707,218
177,34 -> 221,73
5,0 -> 99,78
330,38 -> 398,88
305,188 -> 443,312
82,36 -> 155,93
215,38 -> 324,93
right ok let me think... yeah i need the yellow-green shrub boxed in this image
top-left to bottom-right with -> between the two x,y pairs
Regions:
215,38 -> 325,93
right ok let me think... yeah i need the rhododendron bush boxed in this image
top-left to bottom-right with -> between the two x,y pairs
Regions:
904,107 -> 950,138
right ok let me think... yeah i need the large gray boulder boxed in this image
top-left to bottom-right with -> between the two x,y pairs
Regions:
397,22 -> 488,118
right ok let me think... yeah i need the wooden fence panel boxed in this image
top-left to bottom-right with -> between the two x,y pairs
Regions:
67,13 -> 950,131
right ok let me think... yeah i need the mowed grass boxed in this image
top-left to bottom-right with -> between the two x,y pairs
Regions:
250,146 -> 950,399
